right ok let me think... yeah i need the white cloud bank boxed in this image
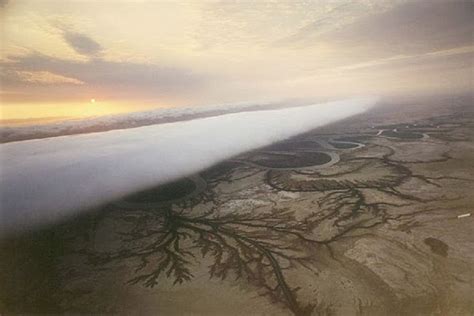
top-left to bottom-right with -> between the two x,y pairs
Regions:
0,98 -> 377,236
0,100 -> 286,143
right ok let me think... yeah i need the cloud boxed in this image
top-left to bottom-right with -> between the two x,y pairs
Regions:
0,100 -> 298,142
1,26 -> 206,103
336,46 -> 474,72
284,1 -> 474,56
63,31 -> 103,57
274,1 -> 402,47
1,52 -> 205,101
15,70 -> 84,85
0,98 -> 376,236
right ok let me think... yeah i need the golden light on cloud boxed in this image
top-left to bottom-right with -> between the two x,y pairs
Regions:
1,101 -> 163,123
16,71 -> 84,85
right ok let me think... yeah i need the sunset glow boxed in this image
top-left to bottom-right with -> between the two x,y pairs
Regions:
1,101 -> 165,123
1,0 -> 472,122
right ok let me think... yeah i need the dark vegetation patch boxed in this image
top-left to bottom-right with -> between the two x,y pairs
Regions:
381,130 -> 424,139
329,141 -> 358,149
334,136 -> 369,142
252,151 -> 332,168
263,140 -> 321,152
424,237 -> 449,257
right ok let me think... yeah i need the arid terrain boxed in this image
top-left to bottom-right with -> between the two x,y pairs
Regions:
1,95 -> 473,315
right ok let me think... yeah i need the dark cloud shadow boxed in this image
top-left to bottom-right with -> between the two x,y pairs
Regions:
63,31 -> 103,57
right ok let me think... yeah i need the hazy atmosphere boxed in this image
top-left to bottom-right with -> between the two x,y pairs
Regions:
1,0 -> 472,121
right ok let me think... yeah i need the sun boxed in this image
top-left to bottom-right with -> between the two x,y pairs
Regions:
90,98 -> 96,104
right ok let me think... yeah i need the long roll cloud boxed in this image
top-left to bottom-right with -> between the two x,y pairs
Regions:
0,98 -> 377,236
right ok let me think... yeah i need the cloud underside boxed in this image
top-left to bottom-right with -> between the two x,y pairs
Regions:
1,53 -> 204,100
286,1 -> 474,56
1,24 -> 204,101
63,31 -> 103,57
14,70 -> 84,85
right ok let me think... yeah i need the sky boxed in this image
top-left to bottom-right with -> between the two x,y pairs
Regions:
0,0 -> 473,121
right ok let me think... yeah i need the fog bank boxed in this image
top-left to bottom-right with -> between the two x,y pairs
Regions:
0,98 -> 376,236
1,100 -> 292,143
